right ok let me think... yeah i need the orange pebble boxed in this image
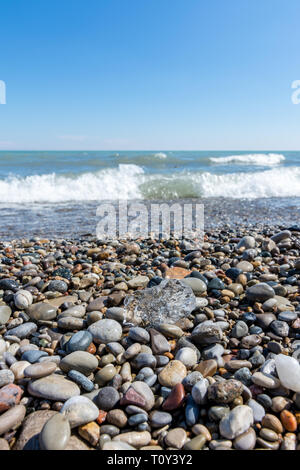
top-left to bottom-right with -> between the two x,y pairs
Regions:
86,342 -> 96,354
280,410 -> 297,432
219,367 -> 227,376
96,410 -> 107,425
164,352 -> 174,360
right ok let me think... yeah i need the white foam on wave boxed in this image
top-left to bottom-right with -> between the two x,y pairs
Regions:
1,164 -> 300,202
0,164 -> 144,203
210,153 -> 285,165
190,166 -> 300,198
153,152 -> 167,159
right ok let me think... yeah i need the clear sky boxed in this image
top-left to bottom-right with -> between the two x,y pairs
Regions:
1,0 -> 300,150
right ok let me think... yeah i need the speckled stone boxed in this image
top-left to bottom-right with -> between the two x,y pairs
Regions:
158,360 -> 187,387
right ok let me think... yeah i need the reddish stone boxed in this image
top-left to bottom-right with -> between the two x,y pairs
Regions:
96,410 -> 107,425
249,384 -> 264,397
86,342 -> 96,354
162,383 -> 185,411
164,267 -> 191,280
292,318 -> 300,329
0,384 -> 23,413
119,387 -> 146,408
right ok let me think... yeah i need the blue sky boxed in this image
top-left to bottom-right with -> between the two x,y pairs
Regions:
1,0 -> 300,150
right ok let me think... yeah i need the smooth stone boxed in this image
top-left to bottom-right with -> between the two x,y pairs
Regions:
251,372 -> 280,389
27,302 -> 57,321
10,361 -> 31,381
127,276 -> 149,289
107,409 -> 128,428
0,404 -> 26,436
0,306 -> 11,325
192,378 -> 209,405
233,427 -> 256,450
21,350 -> 48,363
39,412 -> 71,450
236,236 -> 256,250
0,384 -> 23,412
261,414 -> 283,433
219,405 -> 254,439
196,359 -> 218,377
247,398 -> 265,422
47,280 -> 68,293
275,354 -> 300,392
158,360 -> 187,387
24,362 -> 57,379
236,261 -> 253,272
231,321 -> 249,338
88,319 -> 122,344
112,431 -> 151,448
95,364 -> 116,386
149,410 -> 172,428
120,381 -> 154,411
28,374 -> 80,401
181,278 -> 207,296
149,328 -> 170,354
60,396 -> 99,428
162,383 -> 185,411
184,434 -> 206,450
246,283 -> 275,303
60,351 -> 98,376
175,347 -> 197,367
191,323 -> 223,345
67,370 -> 94,392
97,386 -> 120,411
128,327 -> 150,344
165,427 -> 187,449
0,369 -> 14,387
103,441 -> 135,450
14,290 -> 33,310
5,322 -> 37,339
13,410 -> 57,450
65,331 -> 93,353
185,395 -> 200,427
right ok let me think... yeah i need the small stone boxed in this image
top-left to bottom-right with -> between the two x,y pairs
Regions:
0,306 -> 11,325
78,421 -> 100,446
65,331 -> 93,353
24,362 -> 57,379
158,360 -> 187,388
39,412 -> 71,450
27,302 -> 57,321
120,381 -> 154,411
88,319 -> 122,344
162,383 -> 185,411
0,404 -> 26,436
208,379 -> 243,404
165,428 -> 187,449
149,410 -> 172,428
233,427 -> 256,450
246,283 -> 275,303
191,323 -> 223,346
107,409 -> 128,428
28,374 -> 80,401
219,405 -> 254,439
112,431 -> 151,448
97,386 -> 120,411
60,351 -> 98,376
0,369 -> 14,387
280,410 -> 297,432
275,354 -> 300,392
0,384 -> 23,412
175,347 -> 197,367
196,359 -> 217,377
261,414 -> 283,433
184,434 -> 206,450
60,396 -> 99,428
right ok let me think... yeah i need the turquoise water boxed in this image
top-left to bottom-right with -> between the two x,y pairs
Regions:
0,150 -> 300,201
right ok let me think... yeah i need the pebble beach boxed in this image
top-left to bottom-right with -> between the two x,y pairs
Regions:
0,225 -> 300,450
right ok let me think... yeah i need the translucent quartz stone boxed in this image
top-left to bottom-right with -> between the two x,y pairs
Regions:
275,353 -> 300,392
